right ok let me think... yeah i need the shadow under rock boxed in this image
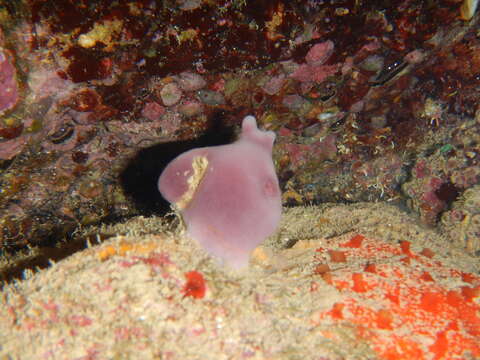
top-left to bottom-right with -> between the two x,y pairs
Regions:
119,110 -> 237,216
0,112 -> 237,287
0,233 -> 113,288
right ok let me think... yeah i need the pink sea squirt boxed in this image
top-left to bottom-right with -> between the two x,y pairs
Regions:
158,115 -> 282,268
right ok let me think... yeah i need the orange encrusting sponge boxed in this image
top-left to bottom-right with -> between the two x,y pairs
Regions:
314,234 -> 480,360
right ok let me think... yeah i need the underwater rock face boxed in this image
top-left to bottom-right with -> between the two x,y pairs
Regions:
0,48 -> 19,115
1,0 -> 479,258
158,116 -> 282,268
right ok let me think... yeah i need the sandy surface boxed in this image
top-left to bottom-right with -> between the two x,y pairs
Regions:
1,203 -> 479,359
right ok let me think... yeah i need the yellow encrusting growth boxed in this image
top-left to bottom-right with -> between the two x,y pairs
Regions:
97,239 -> 159,261
78,19 -> 123,51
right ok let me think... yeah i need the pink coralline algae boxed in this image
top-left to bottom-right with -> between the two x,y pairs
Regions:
283,134 -> 337,166
261,74 -> 285,95
305,40 -> 334,66
158,116 -> 282,268
283,143 -> 312,164
282,94 -> 307,110
291,63 -> 339,83
141,101 -> 165,121
0,48 -> 19,115
0,136 -> 30,160
291,40 -> 339,83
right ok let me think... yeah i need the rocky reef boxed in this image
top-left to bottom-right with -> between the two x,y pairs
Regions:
0,0 -> 479,260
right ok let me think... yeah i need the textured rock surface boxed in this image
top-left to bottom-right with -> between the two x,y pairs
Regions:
1,203 -> 479,359
0,1 -> 479,273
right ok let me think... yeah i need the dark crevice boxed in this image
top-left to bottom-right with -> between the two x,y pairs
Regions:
119,110 -> 237,216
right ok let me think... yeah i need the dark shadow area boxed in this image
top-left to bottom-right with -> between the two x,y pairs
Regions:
0,111 -> 238,287
0,233 -> 112,288
0,213 -> 182,287
119,110 -> 237,216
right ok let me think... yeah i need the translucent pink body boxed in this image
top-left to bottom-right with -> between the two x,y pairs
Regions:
158,116 -> 282,268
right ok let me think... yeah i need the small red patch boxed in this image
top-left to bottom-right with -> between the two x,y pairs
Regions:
420,292 -> 445,313
461,272 -> 477,284
352,273 -> 368,293
183,271 -> 206,299
420,248 -> 435,258
364,263 -> 377,273
342,234 -> 365,248
420,271 -> 434,282
330,302 -> 344,319
461,286 -> 480,302
376,309 -> 393,330
399,240 -> 412,257
329,250 -> 347,263
429,329 -> 448,359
